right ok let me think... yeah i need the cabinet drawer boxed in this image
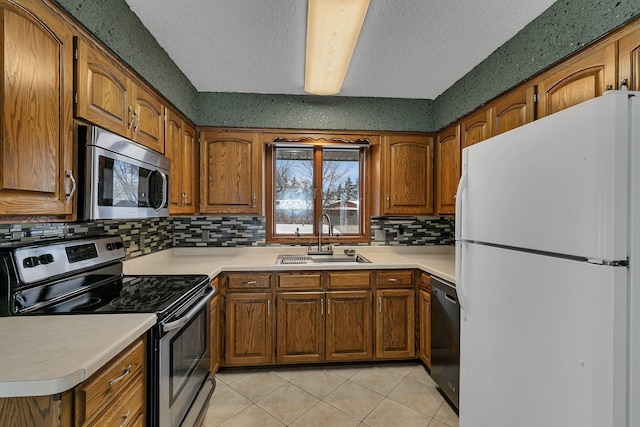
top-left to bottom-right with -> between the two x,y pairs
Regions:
227,273 -> 272,289
327,271 -> 372,289
75,338 -> 144,424
420,272 -> 431,292
377,270 -> 414,288
278,273 -> 322,289
81,374 -> 144,427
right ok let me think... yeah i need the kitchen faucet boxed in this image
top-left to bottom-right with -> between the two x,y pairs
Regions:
308,212 -> 333,255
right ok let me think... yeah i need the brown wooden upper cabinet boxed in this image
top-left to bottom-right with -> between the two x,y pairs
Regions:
200,129 -> 263,215
461,108 -> 492,149
75,37 -> 165,153
0,0 -> 75,220
535,41 -> 616,118
490,85 -> 535,136
618,26 -> 640,91
166,109 -> 197,215
435,124 -> 461,215
378,134 -> 434,216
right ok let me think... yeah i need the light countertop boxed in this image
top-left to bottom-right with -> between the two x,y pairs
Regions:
0,313 -> 156,398
123,245 -> 456,284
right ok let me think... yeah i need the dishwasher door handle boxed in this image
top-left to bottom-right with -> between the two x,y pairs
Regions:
445,293 -> 458,304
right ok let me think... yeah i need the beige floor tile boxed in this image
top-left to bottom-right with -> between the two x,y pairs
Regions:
362,398 -> 432,427
387,377 -> 445,416
256,383 -> 320,425
228,371 -> 288,402
434,401 -> 459,427
289,401 -> 360,427
215,369 -> 252,385
428,419 -> 454,427
323,380 -> 385,421
349,366 -> 404,395
329,365 -> 363,379
201,385 -> 252,427
218,404 -> 285,427
290,368 -> 347,398
269,366 -> 308,381
406,364 -> 438,387
381,362 -> 422,377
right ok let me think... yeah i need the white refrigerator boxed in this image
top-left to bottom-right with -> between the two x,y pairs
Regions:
455,91 -> 639,427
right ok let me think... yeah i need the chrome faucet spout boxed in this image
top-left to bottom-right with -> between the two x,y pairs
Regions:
312,212 -> 333,255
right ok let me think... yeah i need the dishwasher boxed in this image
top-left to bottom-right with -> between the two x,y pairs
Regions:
430,276 -> 460,410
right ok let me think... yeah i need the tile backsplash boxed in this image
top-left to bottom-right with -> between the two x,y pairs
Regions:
0,216 -> 453,255
0,218 -> 173,259
173,216 -> 454,247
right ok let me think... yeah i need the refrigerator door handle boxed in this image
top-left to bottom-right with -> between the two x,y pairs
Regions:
455,150 -> 469,319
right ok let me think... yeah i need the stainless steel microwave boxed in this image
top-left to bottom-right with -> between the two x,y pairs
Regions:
78,124 -> 170,220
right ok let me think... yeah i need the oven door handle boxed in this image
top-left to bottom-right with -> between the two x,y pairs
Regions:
162,288 -> 214,333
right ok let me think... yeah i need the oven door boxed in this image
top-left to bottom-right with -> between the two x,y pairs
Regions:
159,289 -> 214,427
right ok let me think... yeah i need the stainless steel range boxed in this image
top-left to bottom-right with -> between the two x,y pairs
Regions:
0,235 -> 215,427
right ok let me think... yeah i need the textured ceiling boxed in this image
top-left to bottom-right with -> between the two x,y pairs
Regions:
124,0 -> 557,99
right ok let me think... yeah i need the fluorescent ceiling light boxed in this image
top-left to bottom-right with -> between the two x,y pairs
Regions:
304,0 -> 371,96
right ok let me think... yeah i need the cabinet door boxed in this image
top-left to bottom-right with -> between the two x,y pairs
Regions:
375,289 -> 415,359
225,293 -> 274,366
276,292 -> 325,363
461,108 -> 492,149
435,124 -> 460,215
0,0 -> 74,218
326,291 -> 373,362
181,122 -> 198,214
210,293 -> 222,374
618,26 -> 640,91
75,37 -> 132,137
165,110 -> 183,214
380,134 -> 434,215
200,130 -> 262,215
490,85 -> 535,136
131,82 -> 164,153
536,41 -> 616,118
419,290 -> 431,368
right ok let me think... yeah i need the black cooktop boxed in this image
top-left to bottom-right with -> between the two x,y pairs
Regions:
16,274 -> 210,318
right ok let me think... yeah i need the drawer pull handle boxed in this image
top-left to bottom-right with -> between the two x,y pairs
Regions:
119,410 -> 131,427
109,364 -> 132,386
246,280 -> 257,285
378,297 -> 382,313
387,278 -> 399,282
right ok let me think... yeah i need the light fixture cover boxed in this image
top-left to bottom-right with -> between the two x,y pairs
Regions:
305,0 -> 371,96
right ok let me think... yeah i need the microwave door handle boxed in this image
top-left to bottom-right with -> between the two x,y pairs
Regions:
162,289 -> 214,333
154,170 -> 168,212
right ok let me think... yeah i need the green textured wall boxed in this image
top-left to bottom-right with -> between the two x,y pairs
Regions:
434,0 -> 640,129
197,93 -> 435,131
52,0 -> 198,121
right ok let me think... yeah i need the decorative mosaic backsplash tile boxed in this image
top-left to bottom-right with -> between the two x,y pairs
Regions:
0,218 -> 173,259
370,216 -> 454,246
173,216 -> 454,247
174,217 -> 266,247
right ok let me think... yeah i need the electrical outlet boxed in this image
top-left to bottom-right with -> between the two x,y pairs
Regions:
374,229 -> 385,241
202,230 -> 210,242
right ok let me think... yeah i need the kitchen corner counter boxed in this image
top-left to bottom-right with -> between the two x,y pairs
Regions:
0,313 -> 156,398
123,245 -> 456,284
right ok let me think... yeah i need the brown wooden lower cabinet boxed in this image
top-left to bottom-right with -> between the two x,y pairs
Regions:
224,292 -> 274,366
0,391 -> 73,427
419,289 -> 432,368
276,290 -> 374,364
375,288 -> 415,359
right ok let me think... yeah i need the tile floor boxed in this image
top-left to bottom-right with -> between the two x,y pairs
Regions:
201,362 -> 458,427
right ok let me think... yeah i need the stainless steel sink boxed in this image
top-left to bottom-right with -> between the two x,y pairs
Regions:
276,254 -> 371,265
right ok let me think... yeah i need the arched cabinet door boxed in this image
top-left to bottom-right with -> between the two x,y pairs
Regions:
435,124 -> 460,215
200,129 -> 262,215
618,26 -> 640,91
535,42 -> 616,118
0,0 -> 75,219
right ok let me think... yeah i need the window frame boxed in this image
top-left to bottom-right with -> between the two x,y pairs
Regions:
265,141 -> 371,244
